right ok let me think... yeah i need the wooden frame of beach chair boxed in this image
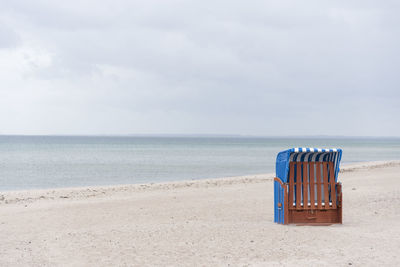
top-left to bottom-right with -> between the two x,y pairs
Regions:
274,148 -> 343,225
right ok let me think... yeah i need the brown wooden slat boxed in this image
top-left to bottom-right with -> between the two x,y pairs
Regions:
296,162 -> 302,209
309,162 -> 315,209
316,163 -> 322,209
289,162 -> 294,209
337,183 -> 342,223
303,162 -> 309,209
323,162 -> 330,209
284,186 -> 289,224
329,162 -> 337,209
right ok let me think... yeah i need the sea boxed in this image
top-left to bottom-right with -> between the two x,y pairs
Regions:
1,135 -> 399,191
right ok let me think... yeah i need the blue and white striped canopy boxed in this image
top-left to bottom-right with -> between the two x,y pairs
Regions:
276,147 -> 343,183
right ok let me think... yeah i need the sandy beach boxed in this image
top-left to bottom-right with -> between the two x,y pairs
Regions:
1,161 -> 399,266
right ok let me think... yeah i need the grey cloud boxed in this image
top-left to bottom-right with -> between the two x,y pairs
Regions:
0,0 -> 399,136
0,22 -> 20,48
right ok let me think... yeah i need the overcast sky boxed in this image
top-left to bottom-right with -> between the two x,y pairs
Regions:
0,1 -> 399,136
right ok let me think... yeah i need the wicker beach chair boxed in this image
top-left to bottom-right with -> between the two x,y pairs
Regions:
274,148 -> 343,225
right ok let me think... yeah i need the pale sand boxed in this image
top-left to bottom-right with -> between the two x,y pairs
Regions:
1,161 -> 400,266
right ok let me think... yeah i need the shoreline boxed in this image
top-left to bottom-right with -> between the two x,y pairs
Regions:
1,160 -> 399,206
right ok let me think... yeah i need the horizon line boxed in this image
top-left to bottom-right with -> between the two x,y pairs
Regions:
0,134 -> 399,139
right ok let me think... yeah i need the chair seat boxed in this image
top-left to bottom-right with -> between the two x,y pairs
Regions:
293,202 -> 333,206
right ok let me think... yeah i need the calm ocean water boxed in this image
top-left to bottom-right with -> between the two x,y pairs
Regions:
0,136 -> 399,191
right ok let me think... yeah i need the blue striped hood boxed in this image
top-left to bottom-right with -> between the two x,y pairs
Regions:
276,148 -> 342,183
